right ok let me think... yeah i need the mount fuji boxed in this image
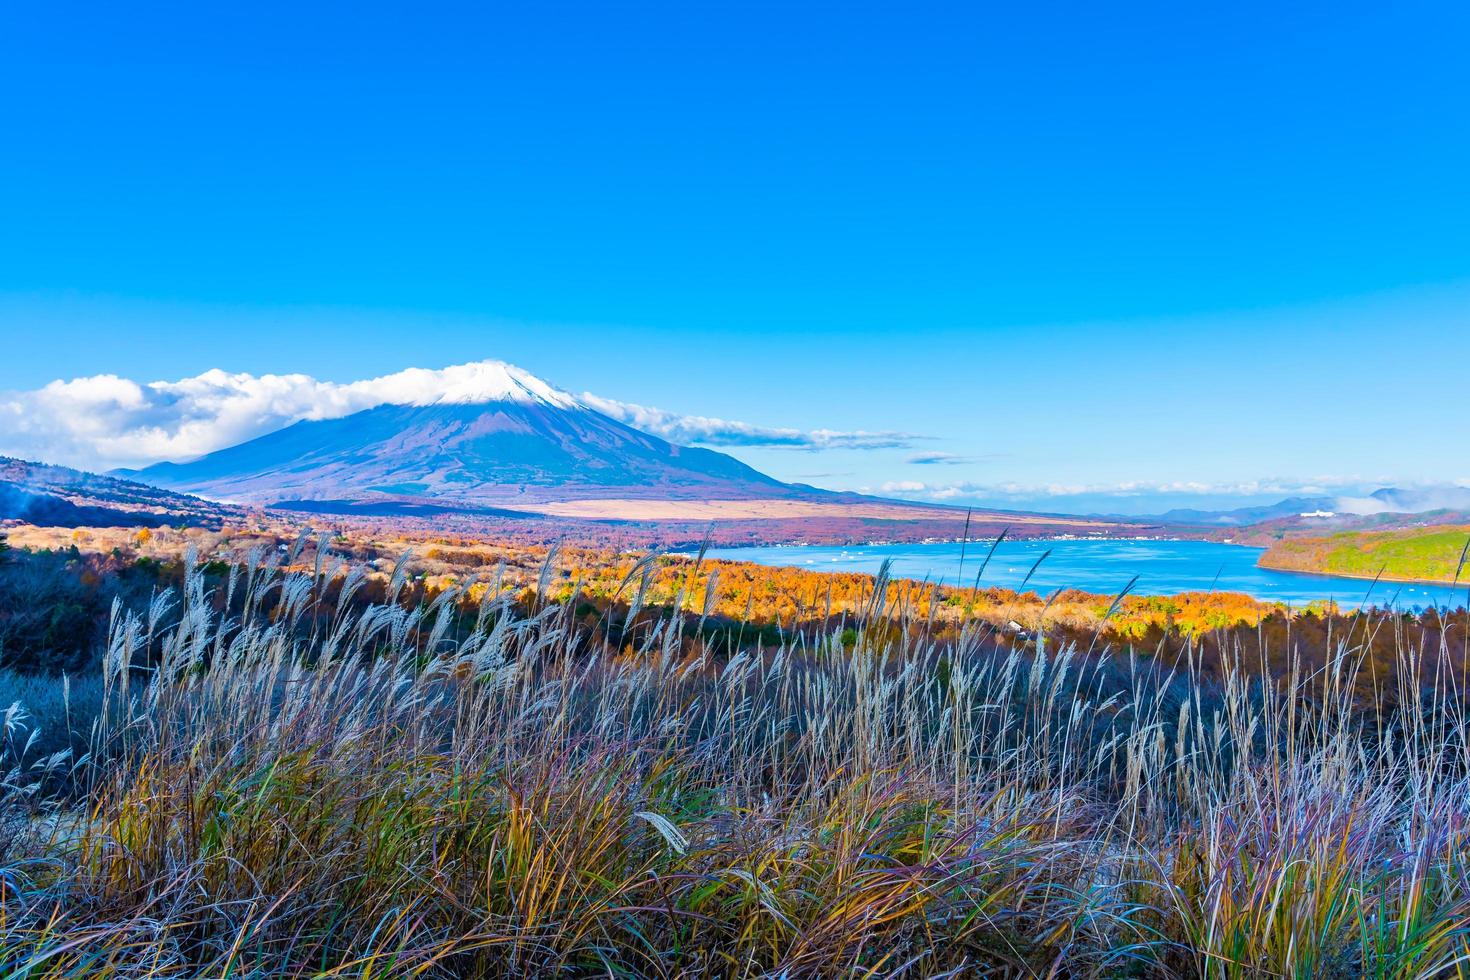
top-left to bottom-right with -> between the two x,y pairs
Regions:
127,362 -> 815,514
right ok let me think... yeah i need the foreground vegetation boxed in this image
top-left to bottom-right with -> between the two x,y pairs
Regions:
1260,525 -> 1470,586
3,535 -> 1470,975
0,521 -> 1370,673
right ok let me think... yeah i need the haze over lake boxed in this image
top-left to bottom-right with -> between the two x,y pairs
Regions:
699,539 -> 1470,609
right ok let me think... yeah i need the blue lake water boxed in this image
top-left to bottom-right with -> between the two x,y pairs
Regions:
696,539 -> 1470,610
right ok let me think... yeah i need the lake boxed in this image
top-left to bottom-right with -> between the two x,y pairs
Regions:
696,539 -> 1470,610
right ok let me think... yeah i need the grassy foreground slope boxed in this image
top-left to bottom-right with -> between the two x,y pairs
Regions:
1260,525 -> 1470,584
3,543 -> 1470,976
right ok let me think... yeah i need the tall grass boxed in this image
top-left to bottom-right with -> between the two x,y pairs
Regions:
3,545 -> 1470,977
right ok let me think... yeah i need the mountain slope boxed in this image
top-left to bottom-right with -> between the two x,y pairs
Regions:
1,457 -> 239,528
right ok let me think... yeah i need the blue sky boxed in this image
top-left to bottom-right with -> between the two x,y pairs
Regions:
2,2 -> 1468,513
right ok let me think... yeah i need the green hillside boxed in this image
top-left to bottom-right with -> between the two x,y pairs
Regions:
1260,526 -> 1470,584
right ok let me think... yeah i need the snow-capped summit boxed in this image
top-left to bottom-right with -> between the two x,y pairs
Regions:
366,360 -> 583,410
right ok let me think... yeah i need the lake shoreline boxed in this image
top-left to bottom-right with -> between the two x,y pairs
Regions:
693,538 -> 1469,608
706,536 -> 1469,591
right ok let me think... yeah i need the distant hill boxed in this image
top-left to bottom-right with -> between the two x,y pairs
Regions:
0,457 -> 239,529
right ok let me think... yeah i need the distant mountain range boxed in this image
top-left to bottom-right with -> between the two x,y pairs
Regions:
1146,497 -> 1335,526
1137,487 -> 1470,528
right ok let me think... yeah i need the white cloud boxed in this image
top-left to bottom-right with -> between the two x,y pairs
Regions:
906,451 -> 973,465
577,393 -> 918,451
0,360 -> 916,471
